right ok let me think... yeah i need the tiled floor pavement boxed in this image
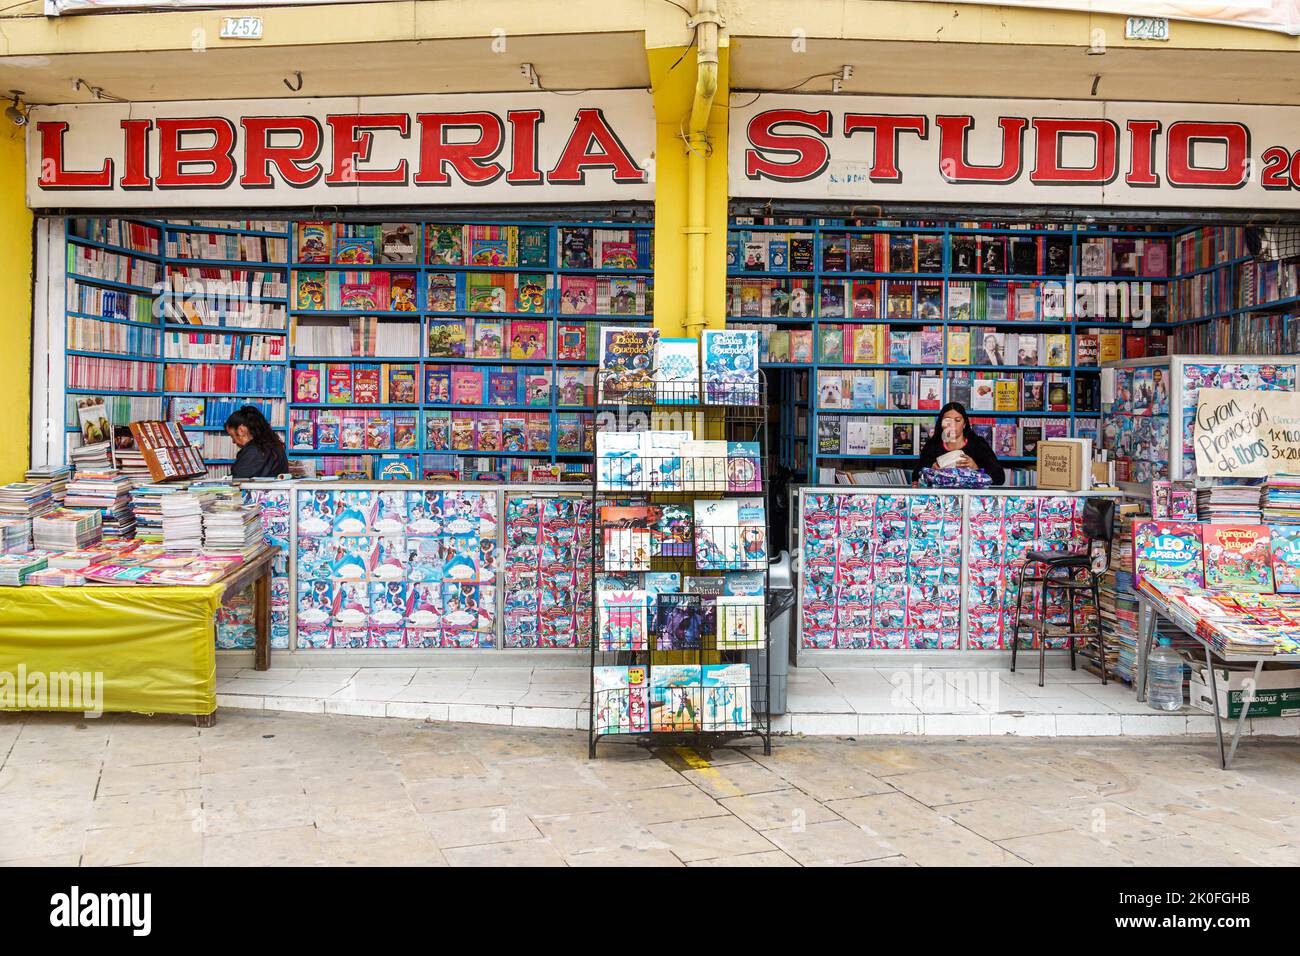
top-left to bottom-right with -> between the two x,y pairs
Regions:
214,661 -> 1300,738
2,709 -> 1299,866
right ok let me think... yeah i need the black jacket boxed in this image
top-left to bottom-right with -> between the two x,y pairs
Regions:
911,431 -> 1005,485
231,441 -> 290,479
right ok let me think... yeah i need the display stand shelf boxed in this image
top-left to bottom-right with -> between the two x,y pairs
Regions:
588,372 -> 773,757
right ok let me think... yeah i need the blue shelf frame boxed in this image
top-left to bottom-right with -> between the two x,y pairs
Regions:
725,219 -> 1179,477
285,218 -> 654,474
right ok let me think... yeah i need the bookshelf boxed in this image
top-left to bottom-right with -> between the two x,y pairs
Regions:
61,215 -> 653,481
287,219 -> 654,480
726,218 -> 1175,482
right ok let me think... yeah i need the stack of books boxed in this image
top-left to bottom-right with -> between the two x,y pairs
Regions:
1197,482 -> 1264,524
129,484 -> 189,544
23,465 -> 71,506
69,441 -> 112,472
161,492 -> 209,552
1095,506 -> 1143,684
202,503 -> 264,559
1262,474 -> 1300,526
0,517 -> 31,554
0,482 -> 56,519
25,568 -> 86,587
0,552 -> 49,586
33,508 -> 103,551
112,445 -> 154,485
65,470 -> 137,540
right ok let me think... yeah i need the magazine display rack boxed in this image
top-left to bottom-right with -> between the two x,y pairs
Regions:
588,371 -> 772,757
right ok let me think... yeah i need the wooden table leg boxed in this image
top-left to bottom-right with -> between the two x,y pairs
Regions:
254,568 -> 271,672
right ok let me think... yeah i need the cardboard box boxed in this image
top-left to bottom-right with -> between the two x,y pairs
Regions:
1190,665 -> 1300,719
1036,438 -> 1092,491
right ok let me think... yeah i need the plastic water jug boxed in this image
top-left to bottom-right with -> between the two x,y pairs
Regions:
1147,639 -> 1184,712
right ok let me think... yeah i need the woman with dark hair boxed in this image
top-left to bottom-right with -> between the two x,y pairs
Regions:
911,402 -> 1004,485
225,405 -> 290,479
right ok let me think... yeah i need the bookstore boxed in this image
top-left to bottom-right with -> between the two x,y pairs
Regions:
726,91 -> 1300,676
6,78 -> 1300,741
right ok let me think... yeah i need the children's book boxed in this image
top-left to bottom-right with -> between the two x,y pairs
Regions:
716,597 -> 764,650
596,431 -> 644,491
293,367 -> 321,404
655,337 -> 700,403
557,324 -> 587,361
1133,521 -> 1204,589
1270,526 -> 1300,593
379,223 -> 417,264
593,665 -> 649,734
297,221 -> 331,263
334,236 -> 375,265
427,319 -> 468,358
694,497 -> 766,570
655,594 -> 705,650
1203,525 -> 1274,592
702,664 -> 751,731
597,590 -> 649,651
726,441 -> 762,492
650,664 -> 702,732
471,318 -> 505,360
426,225 -> 465,266
702,328 -> 760,406
598,327 -> 660,404
509,320 -> 548,360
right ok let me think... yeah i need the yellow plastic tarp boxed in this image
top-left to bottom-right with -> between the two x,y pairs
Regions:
0,584 -> 222,716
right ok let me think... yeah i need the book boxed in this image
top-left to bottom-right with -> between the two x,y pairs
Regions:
1133,521 -> 1204,589
1270,526 -> 1300,593
694,497 -> 766,570
655,337 -> 700,403
508,320 -> 548,360
1203,525 -> 1274,591
702,329 -> 760,406
598,327 -> 660,404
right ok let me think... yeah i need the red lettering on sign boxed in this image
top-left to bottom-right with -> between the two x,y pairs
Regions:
156,117 -> 237,189
36,122 -> 113,189
240,116 -> 323,189
1029,118 -> 1118,184
325,113 -> 409,185
1125,120 -> 1162,187
413,112 -> 505,186
119,120 -> 153,190
935,115 -> 1028,184
743,109 -> 831,182
1166,121 -> 1249,189
547,108 -> 645,184
841,114 -> 927,182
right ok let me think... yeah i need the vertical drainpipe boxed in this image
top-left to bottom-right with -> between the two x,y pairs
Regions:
684,0 -> 721,341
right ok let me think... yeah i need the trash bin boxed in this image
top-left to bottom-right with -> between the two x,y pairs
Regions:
762,550 -> 796,716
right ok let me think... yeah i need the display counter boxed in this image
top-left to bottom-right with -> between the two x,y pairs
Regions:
237,479 -> 592,655
794,486 -> 1119,656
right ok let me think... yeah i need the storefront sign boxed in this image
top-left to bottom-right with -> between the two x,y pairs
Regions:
45,0 -> 387,13
1193,387 -> 1300,477
26,92 -> 655,208
729,94 -> 1300,209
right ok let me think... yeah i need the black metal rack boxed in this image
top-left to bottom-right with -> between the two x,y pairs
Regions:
588,371 -> 772,757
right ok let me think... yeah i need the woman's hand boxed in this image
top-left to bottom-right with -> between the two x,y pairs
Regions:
952,453 -> 976,469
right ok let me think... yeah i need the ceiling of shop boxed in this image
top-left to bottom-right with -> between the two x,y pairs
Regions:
0,33 -> 652,104
729,37 -> 1300,106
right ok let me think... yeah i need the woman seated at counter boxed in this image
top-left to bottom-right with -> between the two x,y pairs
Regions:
911,402 -> 1005,486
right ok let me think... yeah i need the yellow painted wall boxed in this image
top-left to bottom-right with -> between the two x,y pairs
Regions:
648,43 -> 731,338
0,122 -> 32,482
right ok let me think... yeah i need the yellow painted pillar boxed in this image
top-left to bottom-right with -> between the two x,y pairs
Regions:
0,122 -> 32,482
647,41 -> 730,339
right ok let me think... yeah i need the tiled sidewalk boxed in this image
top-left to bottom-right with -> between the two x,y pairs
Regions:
214,662 -> 1300,738
3,710 -> 1299,866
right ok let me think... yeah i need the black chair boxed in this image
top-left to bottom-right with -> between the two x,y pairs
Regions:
1009,498 -> 1117,687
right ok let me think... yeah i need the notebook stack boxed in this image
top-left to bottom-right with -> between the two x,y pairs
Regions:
23,465 -> 71,507
65,470 -> 137,540
0,552 -> 49,586
203,503 -> 264,559
33,508 -> 103,551
70,441 -> 113,472
0,482 -> 56,520
25,568 -> 86,587
1196,482 -> 1264,524
161,491 -> 210,552
1262,474 -> 1300,526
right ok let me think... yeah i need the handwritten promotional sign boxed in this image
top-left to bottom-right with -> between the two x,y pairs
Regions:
1194,387 -> 1300,478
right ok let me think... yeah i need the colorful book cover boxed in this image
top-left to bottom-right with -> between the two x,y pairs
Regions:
427,319 -> 468,358
598,327 -> 660,404
426,272 -> 459,312
388,367 -> 417,404
295,271 -> 327,310
1204,525 -> 1274,592
451,368 -> 484,405
467,275 -> 510,313
515,274 -> 548,314
1133,521 -> 1204,589
509,320 -> 548,360
650,665 -> 702,732
325,365 -> 353,404
1270,526 -> 1300,593
560,276 -> 597,315
726,441 -> 762,493
557,323 -> 587,360
334,236 -> 375,265
488,370 -> 519,407
424,367 -> 451,404
390,272 -> 418,312
297,221 -> 330,263
353,366 -> 381,404
702,328 -> 760,406
425,224 -> 465,266
471,318 -> 505,359
293,367 -> 321,404
379,223 -> 417,264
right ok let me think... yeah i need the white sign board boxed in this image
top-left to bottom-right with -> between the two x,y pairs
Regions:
729,93 -> 1300,209
27,91 -> 655,208
1194,387 -> 1300,478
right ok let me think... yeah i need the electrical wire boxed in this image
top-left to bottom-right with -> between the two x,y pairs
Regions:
728,72 -> 844,110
